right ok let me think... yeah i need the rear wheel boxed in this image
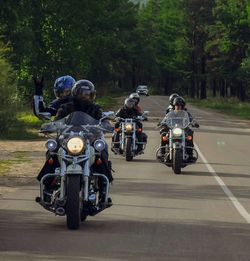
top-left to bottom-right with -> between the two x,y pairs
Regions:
66,175 -> 81,229
125,137 -> 133,161
172,149 -> 182,174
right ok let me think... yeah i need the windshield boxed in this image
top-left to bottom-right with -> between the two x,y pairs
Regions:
162,110 -> 190,129
41,111 -> 106,138
137,86 -> 147,90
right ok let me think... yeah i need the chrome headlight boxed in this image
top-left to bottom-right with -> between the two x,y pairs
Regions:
94,139 -> 106,152
125,123 -> 133,131
173,127 -> 183,137
66,137 -> 85,155
45,139 -> 57,151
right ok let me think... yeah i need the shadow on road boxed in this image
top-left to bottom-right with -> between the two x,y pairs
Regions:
111,179 -> 250,200
0,208 -> 250,261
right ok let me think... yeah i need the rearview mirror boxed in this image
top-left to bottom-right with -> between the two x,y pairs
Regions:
100,111 -> 115,122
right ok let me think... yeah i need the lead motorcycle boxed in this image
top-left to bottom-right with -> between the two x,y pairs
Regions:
111,111 -> 148,161
156,110 -> 199,174
36,111 -> 114,230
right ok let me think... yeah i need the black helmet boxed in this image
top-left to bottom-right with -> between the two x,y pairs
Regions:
169,93 -> 179,106
124,98 -> 136,109
173,96 -> 185,108
129,93 -> 140,104
71,79 -> 96,101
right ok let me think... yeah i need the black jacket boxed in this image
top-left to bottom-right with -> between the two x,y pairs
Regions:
116,107 -> 142,119
55,98 -> 103,121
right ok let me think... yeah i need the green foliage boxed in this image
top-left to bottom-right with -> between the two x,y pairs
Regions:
0,0 -> 250,114
0,42 -> 20,134
189,96 -> 250,119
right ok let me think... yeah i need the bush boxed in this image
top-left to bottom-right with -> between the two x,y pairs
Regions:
0,44 -> 19,134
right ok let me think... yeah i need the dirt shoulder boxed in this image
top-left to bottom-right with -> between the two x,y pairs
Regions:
0,140 -> 45,196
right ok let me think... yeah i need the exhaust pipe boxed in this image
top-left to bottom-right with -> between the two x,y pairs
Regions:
55,207 -> 65,216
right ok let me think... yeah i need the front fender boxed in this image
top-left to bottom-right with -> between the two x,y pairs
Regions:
173,142 -> 182,149
66,164 -> 82,175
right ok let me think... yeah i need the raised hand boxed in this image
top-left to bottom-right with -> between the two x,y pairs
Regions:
33,76 -> 44,96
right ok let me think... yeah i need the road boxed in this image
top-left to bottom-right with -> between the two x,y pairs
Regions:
1,95 -> 250,261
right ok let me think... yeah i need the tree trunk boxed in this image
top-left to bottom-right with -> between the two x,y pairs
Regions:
220,79 -> 225,97
238,80 -> 246,101
212,79 -> 217,97
200,56 -> 207,99
190,50 -> 196,98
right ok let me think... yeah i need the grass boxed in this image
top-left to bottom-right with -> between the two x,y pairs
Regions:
188,97 -> 250,120
0,160 -> 11,174
96,96 -> 117,110
0,111 -> 43,140
0,95 -> 119,140
0,153 -> 29,175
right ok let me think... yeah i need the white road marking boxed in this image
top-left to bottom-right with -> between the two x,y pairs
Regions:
195,143 -> 250,223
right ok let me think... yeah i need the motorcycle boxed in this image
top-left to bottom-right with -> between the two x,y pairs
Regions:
111,111 -> 148,161
156,110 -> 199,174
36,111 -> 114,230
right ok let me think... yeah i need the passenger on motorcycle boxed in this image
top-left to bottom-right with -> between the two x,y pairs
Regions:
33,75 -> 76,119
35,75 -> 76,195
160,96 -> 199,162
112,97 -> 147,152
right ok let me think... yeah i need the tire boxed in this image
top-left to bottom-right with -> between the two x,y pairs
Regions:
172,149 -> 182,174
80,207 -> 88,222
66,175 -> 81,230
125,137 -> 133,161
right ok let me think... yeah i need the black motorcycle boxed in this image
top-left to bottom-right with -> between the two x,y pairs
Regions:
156,110 -> 199,174
111,111 -> 148,161
36,111 -> 114,229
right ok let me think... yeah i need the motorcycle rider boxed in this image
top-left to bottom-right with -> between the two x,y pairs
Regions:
166,93 -> 179,114
129,93 -> 142,113
55,79 -> 113,206
129,92 -> 149,121
112,97 -> 147,153
159,96 -> 199,162
33,75 -> 76,119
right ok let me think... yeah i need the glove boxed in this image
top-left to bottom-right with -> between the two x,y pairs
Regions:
194,122 -> 199,128
33,76 -> 44,96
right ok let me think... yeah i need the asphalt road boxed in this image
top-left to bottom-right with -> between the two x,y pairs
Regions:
1,95 -> 250,261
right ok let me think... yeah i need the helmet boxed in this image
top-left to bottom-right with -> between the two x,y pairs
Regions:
54,75 -> 75,99
124,98 -> 135,109
169,93 -> 179,106
173,96 -> 186,108
129,93 -> 140,104
71,79 -> 96,101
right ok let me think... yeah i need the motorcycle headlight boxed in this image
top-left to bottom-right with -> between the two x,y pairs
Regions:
173,127 -> 183,137
125,123 -> 133,131
94,139 -> 106,152
45,139 -> 57,151
66,137 -> 85,155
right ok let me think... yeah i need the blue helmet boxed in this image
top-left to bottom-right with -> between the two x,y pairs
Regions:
54,75 -> 76,99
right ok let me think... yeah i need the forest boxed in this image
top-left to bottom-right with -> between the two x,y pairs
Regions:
0,0 -> 250,134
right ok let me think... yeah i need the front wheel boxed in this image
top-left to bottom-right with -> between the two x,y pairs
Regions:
125,137 -> 133,161
172,149 -> 182,174
66,175 -> 81,229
